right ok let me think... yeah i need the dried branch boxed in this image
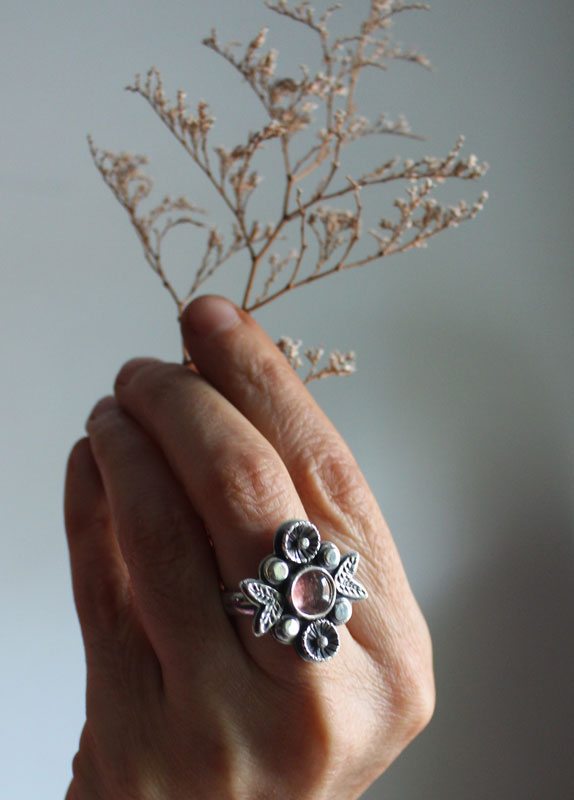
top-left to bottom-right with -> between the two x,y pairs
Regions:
90,0 -> 488,377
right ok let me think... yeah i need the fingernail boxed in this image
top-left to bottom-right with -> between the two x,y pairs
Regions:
86,395 -> 117,426
115,357 -> 160,389
183,295 -> 240,338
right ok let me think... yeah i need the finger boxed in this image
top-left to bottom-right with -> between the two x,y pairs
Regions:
113,362 -> 358,674
85,396 -> 237,671
180,296 -> 383,553
179,297 -> 430,662
64,437 -> 133,665
64,782 -> 76,800
112,364 -> 307,594
65,436 -> 164,713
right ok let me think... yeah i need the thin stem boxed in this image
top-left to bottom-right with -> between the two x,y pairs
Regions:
130,84 -> 258,268
288,190 -> 308,288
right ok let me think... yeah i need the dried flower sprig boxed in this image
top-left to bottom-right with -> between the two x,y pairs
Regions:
276,336 -> 356,383
89,0 -> 487,376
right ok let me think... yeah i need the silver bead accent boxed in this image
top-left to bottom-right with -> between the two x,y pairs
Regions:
273,615 -> 301,644
330,597 -> 353,625
319,541 -> 341,570
260,555 -> 289,585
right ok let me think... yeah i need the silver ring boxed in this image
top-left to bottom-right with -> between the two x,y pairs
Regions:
223,520 -> 368,663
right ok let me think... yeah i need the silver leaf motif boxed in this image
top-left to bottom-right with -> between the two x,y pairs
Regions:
231,522 -> 368,661
335,552 -> 368,601
240,579 -> 283,636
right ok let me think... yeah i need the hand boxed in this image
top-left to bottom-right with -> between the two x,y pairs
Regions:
64,296 -> 434,799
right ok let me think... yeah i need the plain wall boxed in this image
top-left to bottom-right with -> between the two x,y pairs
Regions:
1,0 -> 572,797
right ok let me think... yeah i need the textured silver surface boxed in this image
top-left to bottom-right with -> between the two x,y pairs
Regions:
228,520 -> 368,662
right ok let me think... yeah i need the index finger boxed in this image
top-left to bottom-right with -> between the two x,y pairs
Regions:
118,298 -> 432,690
180,297 -> 435,665
181,296 -> 382,552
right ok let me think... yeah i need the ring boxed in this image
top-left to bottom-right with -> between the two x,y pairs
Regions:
223,520 -> 368,663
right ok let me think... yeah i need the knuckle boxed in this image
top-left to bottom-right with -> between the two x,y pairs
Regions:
119,494 -> 193,572
70,746 -> 92,798
243,346 -> 290,397
66,496 -> 109,542
80,571 -> 130,639
74,719 -> 160,800
87,404 -> 124,447
387,623 -> 436,740
238,347 -> 305,435
115,356 -> 161,389
131,362 -> 190,411
299,438 -> 373,523
398,670 -> 435,740
74,552 -> 131,650
209,446 -> 293,522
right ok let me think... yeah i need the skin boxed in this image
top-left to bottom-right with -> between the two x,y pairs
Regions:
64,295 -> 434,800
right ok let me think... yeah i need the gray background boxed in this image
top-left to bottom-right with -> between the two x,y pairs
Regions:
1,0 -> 572,797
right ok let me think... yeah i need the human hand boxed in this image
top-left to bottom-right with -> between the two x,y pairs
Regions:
64,295 -> 434,799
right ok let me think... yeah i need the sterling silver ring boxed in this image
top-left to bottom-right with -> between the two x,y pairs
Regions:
223,519 -> 368,663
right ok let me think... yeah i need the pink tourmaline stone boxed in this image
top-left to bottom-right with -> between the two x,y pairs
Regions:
290,567 -> 336,619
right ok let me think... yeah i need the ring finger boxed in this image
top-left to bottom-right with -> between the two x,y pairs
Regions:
111,359 -> 354,672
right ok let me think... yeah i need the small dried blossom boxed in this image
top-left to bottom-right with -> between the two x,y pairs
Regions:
90,0 -> 487,373
276,336 -> 304,370
277,337 -> 356,383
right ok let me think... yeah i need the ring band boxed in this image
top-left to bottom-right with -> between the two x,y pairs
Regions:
223,519 -> 368,663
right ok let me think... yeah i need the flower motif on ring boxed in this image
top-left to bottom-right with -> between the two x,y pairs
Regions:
239,520 -> 368,662
275,519 -> 320,564
300,619 -> 340,662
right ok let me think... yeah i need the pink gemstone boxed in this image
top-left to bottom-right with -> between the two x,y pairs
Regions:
290,567 -> 336,619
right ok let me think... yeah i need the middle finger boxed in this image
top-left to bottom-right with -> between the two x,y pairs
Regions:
113,358 -> 307,593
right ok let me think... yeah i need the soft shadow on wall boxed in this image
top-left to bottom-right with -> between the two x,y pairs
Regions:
363,312 -> 574,799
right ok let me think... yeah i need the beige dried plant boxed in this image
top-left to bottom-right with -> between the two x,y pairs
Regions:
89,0 -> 487,382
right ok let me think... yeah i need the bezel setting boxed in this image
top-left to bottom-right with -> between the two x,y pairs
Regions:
238,519 -> 368,663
